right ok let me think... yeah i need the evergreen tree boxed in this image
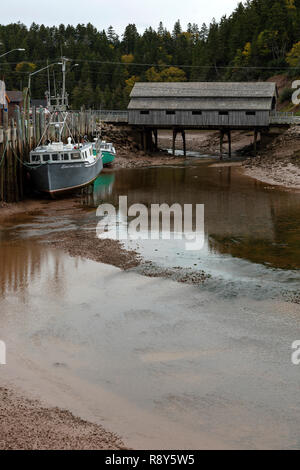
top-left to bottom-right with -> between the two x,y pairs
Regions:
1,0 -> 300,109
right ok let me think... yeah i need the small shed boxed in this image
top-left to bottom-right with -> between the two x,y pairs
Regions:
128,82 -> 278,128
31,98 -> 47,108
0,94 -> 10,126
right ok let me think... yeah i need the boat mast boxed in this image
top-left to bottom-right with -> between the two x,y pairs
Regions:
61,57 -> 67,109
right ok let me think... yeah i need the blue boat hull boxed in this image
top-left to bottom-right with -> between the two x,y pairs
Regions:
28,156 -> 103,194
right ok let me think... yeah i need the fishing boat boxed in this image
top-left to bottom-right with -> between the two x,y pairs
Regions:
100,141 -> 116,166
29,138 -> 103,194
27,58 -> 103,194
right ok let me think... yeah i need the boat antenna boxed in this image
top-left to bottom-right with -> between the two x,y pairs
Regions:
53,70 -> 57,98
47,59 -> 51,106
99,102 -> 102,138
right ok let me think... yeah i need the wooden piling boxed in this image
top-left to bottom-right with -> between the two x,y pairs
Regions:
172,129 -> 178,156
228,130 -> 232,158
220,130 -> 224,160
153,129 -> 158,151
181,130 -> 186,157
253,129 -> 258,157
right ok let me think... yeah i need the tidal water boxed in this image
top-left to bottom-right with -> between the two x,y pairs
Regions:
0,160 -> 300,449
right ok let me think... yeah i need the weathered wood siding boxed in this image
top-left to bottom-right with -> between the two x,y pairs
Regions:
128,110 -> 270,128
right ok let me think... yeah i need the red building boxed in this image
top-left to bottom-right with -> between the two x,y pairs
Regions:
0,90 -> 24,126
6,91 -> 23,120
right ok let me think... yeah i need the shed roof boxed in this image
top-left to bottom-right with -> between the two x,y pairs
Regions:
129,82 -> 277,112
130,82 -> 277,99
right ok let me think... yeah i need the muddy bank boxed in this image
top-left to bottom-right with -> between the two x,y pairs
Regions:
101,123 -> 185,168
0,200 -> 51,221
158,129 -> 254,156
45,230 -> 141,270
114,153 -> 186,169
0,387 -> 126,450
44,230 -> 211,285
0,196 -> 88,222
243,126 -> 300,190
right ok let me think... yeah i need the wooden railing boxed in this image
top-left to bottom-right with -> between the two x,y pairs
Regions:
93,110 -> 129,123
94,110 -> 300,126
270,111 -> 300,125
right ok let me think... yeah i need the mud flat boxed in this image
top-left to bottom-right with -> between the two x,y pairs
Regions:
45,229 -> 141,271
243,126 -> 300,190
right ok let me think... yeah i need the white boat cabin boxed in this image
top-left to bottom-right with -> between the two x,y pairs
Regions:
30,138 -> 97,165
100,141 -> 116,154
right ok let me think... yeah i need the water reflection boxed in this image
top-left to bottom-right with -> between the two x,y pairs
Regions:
0,241 -> 65,300
87,164 -> 300,270
81,174 -> 115,207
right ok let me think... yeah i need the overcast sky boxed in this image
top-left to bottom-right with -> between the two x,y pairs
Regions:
2,0 -> 241,35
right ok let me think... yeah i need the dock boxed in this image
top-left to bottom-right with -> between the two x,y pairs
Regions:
0,108 -> 97,202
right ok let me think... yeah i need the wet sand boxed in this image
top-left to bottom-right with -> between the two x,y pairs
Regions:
0,387 -> 125,450
1,251 -> 300,450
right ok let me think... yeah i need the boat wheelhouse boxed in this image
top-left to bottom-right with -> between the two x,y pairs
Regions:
99,141 -> 116,166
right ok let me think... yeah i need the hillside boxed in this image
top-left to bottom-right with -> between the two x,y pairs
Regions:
267,75 -> 300,112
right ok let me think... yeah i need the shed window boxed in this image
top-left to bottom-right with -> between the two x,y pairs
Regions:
166,111 -> 176,115
192,111 -> 202,115
246,111 -> 256,116
63,154 -> 69,161
43,155 -> 50,162
140,111 -> 150,115
31,155 -> 40,163
52,154 -> 60,161
219,111 -> 229,116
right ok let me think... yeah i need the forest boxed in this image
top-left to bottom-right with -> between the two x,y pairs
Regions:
1,0 -> 300,109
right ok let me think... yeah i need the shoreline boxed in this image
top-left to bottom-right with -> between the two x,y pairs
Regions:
242,164 -> 300,191
0,386 -> 126,450
241,125 -> 300,191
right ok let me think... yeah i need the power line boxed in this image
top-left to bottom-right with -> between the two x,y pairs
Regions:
70,59 -> 300,70
1,57 -> 300,71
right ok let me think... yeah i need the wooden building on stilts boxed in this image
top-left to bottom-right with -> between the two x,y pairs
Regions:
128,82 -> 278,158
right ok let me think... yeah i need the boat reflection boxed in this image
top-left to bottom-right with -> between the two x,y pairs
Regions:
81,173 -> 116,206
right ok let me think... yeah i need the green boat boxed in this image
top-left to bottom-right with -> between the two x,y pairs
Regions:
100,141 -> 116,166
